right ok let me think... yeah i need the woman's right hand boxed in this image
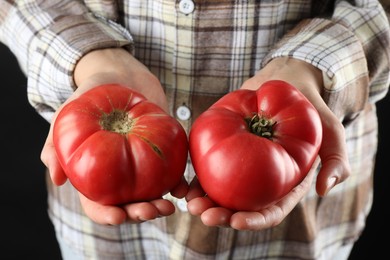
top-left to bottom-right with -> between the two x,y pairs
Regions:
40,48 -> 189,225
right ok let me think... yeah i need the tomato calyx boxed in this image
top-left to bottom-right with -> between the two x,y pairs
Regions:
100,109 -> 134,134
247,113 -> 276,139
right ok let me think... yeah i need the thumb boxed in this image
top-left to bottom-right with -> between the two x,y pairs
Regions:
40,124 -> 68,186
315,109 -> 351,196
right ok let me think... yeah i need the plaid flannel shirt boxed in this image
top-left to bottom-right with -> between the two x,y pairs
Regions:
1,0 -> 390,259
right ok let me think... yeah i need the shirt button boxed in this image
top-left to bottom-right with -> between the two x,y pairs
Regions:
179,0 -> 195,15
176,198 -> 188,212
176,105 -> 191,121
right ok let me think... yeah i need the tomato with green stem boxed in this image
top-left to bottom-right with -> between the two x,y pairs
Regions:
189,80 -> 322,211
53,84 -> 188,205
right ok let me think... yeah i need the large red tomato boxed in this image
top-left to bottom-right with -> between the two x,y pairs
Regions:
53,84 -> 188,205
189,80 -> 322,211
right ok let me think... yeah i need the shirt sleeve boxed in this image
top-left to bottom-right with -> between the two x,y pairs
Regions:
262,1 -> 390,120
0,0 -> 133,122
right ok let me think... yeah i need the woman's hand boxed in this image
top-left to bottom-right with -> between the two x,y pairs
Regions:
40,48 -> 189,225
186,57 -> 351,230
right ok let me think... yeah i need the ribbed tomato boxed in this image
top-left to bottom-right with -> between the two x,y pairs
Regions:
53,84 -> 188,205
189,80 -> 322,211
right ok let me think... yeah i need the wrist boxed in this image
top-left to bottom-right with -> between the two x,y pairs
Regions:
262,57 -> 323,95
73,48 -> 168,110
74,48 -> 136,88
242,57 -> 323,95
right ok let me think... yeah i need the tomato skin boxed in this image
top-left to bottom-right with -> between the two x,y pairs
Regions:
53,84 -> 188,205
189,80 -> 322,211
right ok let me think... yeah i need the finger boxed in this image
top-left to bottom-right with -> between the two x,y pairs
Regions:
79,193 -> 127,225
170,177 -> 189,199
230,205 -> 292,230
295,86 -> 351,197
231,169 -> 315,230
150,199 -> 176,216
40,102 -> 72,186
230,211 -> 272,231
187,196 -> 216,216
185,177 -> 206,201
40,133 -> 68,186
123,202 -> 160,223
200,207 -> 234,227
316,112 -> 351,196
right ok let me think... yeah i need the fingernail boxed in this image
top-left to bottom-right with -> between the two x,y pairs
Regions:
325,177 -> 337,195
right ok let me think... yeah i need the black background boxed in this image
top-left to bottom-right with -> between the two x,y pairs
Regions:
0,42 -> 388,259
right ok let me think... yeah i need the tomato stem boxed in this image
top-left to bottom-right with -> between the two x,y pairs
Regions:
100,110 -> 133,134
247,113 -> 275,139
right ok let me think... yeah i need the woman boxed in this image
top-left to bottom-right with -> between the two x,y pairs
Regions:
1,1 -> 389,259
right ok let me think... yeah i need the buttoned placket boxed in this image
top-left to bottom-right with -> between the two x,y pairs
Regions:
173,0 -> 196,125
173,0 -> 197,212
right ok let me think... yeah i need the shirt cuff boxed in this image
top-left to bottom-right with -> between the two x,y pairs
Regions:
27,13 -> 133,122
262,18 -> 369,119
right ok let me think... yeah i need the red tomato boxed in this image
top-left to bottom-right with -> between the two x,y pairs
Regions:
189,80 -> 322,211
53,84 -> 188,205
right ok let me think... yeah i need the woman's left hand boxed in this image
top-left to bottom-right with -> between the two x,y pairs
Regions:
186,57 -> 351,230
